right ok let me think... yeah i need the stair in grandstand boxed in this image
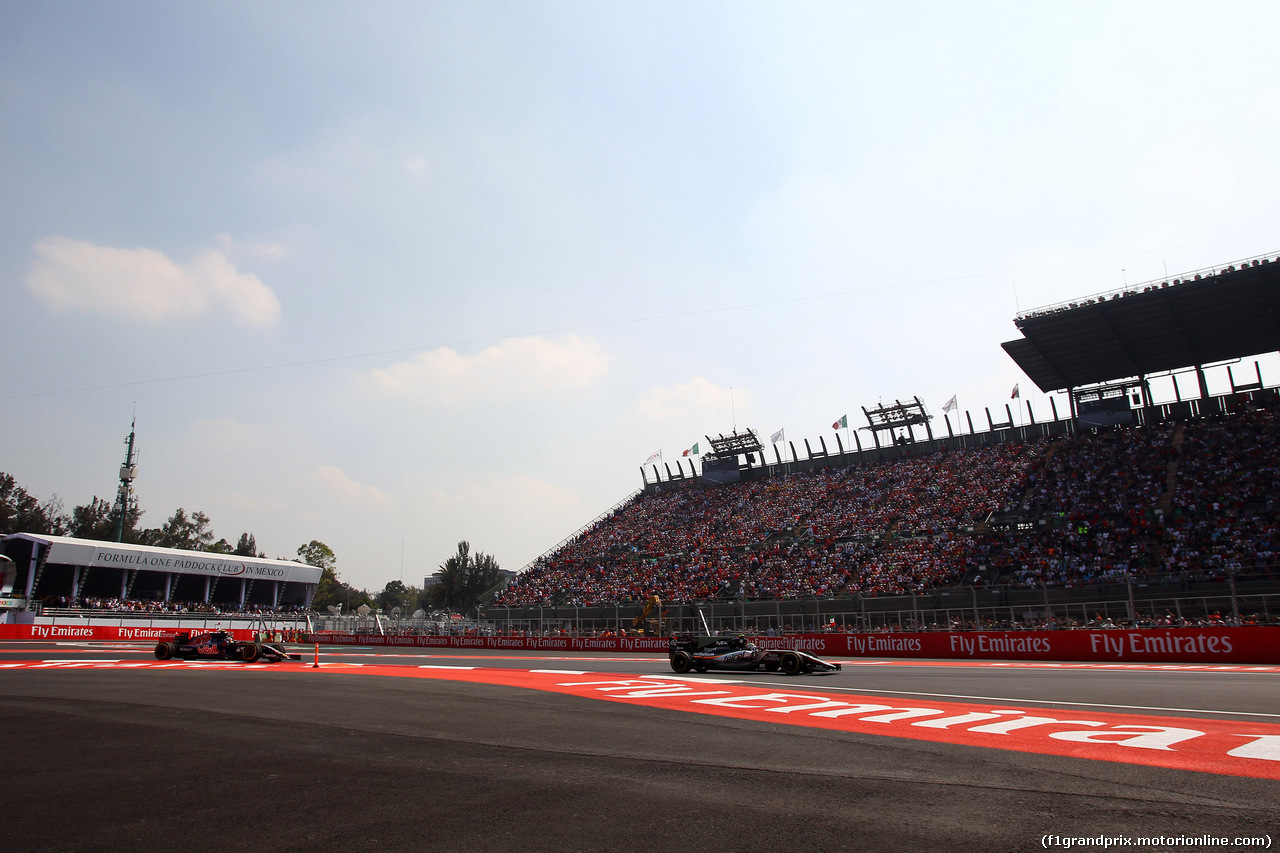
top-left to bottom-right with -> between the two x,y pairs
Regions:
1158,423 -> 1186,517
1140,423 -> 1187,569
514,488 -> 643,574
477,579 -> 508,607
28,550 -> 49,597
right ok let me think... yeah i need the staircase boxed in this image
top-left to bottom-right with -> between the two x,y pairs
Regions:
1158,423 -> 1187,516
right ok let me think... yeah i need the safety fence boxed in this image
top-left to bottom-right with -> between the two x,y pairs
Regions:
306,626 -> 1278,665
478,585 -> 1280,637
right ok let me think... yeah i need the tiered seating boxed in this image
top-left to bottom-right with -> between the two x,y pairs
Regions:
495,409 -> 1280,606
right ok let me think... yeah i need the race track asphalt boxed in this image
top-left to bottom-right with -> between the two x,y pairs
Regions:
2,645 -> 1277,853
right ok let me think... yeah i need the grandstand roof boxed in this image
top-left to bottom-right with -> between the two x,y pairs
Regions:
1,533 -> 322,584
1002,256 -> 1280,393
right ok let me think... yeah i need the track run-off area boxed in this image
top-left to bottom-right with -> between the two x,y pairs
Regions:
4,641 -> 1278,852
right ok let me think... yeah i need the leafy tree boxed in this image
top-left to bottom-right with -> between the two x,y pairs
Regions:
0,473 -> 68,535
140,508 -> 215,551
70,496 -> 118,540
234,532 -> 262,557
298,540 -> 337,571
310,566 -> 344,611
206,538 -> 234,554
310,569 -> 372,613
69,493 -> 144,542
428,541 -> 501,612
300,541 -> 371,612
43,495 -> 70,535
378,579 -> 421,614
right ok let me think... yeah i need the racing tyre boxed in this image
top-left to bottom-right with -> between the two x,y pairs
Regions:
670,650 -> 693,674
240,643 -> 263,663
154,642 -> 175,660
780,652 -> 802,675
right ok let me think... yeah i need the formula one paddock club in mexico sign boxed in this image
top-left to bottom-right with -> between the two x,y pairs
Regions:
0,533 -> 322,612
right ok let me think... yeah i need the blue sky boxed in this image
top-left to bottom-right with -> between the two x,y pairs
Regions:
4,1 -> 1280,591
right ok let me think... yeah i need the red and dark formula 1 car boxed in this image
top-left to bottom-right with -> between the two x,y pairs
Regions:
668,634 -> 841,675
153,630 -> 301,663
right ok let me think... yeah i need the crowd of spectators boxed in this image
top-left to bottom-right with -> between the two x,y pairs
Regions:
1162,409 -> 1280,580
44,595 -> 309,616
496,406 -> 1280,609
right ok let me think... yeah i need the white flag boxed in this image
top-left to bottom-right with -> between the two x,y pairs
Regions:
942,395 -> 957,414
645,450 -> 661,464
771,428 -> 785,444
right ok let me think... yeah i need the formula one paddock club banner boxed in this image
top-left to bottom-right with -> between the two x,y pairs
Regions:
295,628 -> 1279,665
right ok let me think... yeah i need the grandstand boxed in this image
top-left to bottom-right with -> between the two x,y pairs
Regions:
486,253 -> 1280,632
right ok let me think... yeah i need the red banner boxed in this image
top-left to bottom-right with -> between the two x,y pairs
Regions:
2,624 -> 1273,663
307,633 -> 672,652
0,624 -> 258,642
833,628 -> 1277,664
303,628 -> 1278,664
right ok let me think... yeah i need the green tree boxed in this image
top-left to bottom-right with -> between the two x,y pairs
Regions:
0,473 -> 68,535
141,508 -> 215,551
206,538 -> 234,554
428,541 -> 501,612
378,579 -> 421,615
379,579 -> 407,611
310,569 -> 372,613
298,540 -> 337,571
300,541 -> 371,612
70,495 -> 141,541
310,566 -> 345,611
234,532 -> 262,557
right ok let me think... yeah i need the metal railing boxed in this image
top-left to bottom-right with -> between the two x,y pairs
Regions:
32,609 -> 310,633
1016,251 -> 1280,321
479,582 -> 1280,636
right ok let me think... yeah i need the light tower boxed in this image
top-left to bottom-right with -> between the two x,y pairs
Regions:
113,418 -> 138,542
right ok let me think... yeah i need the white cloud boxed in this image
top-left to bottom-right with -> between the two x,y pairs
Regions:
363,335 -> 611,405
630,377 -> 737,424
25,237 -> 281,327
309,466 -> 394,509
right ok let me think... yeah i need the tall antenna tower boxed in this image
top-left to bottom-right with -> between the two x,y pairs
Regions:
114,417 -> 139,542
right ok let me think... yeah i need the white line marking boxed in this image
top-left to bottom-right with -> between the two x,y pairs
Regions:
40,659 -> 122,663
417,665 -> 476,670
529,669 -> 589,675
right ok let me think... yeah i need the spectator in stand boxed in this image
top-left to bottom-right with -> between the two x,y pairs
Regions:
495,409 -> 1280,608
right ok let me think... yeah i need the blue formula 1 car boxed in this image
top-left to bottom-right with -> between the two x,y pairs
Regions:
153,630 -> 301,663
668,634 -> 841,675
